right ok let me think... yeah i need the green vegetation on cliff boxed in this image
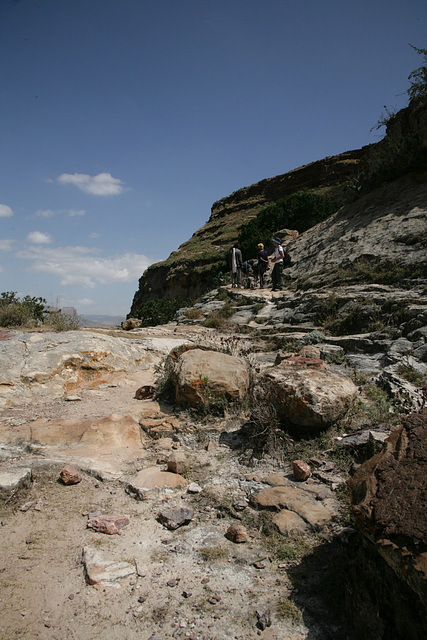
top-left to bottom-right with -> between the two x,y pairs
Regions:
238,189 -> 339,259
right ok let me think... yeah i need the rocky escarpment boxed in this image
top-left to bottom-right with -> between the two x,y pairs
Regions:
130,104 -> 427,312
130,147 -> 364,310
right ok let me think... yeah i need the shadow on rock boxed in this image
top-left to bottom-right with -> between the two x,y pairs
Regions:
285,534 -> 358,640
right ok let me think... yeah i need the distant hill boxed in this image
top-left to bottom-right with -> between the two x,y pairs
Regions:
81,315 -> 125,327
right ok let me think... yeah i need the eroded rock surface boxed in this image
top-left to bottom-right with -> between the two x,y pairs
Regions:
347,408 -> 427,638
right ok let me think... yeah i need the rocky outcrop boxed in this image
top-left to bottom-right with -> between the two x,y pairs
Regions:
285,173 -> 427,283
0,329 -> 191,409
346,409 -> 427,639
129,105 -> 427,310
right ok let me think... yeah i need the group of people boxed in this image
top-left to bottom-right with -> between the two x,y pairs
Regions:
229,237 -> 286,290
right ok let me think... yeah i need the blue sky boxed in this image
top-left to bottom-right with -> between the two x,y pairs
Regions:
1,0 -> 426,316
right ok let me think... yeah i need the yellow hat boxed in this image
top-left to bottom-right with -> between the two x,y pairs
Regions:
258,243 -> 264,249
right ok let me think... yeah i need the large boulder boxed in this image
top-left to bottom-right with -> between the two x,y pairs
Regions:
172,348 -> 250,408
346,409 -> 427,639
262,356 -> 357,430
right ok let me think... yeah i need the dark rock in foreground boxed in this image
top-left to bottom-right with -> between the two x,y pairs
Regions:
347,408 -> 427,639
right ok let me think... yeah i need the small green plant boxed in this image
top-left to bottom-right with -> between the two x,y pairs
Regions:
154,354 -> 176,401
303,329 -> 326,345
183,307 -> 203,320
45,309 -> 82,331
397,363 -> 427,387
238,189 -> 339,260
196,373 -> 230,415
407,44 -> 427,107
277,597 -> 303,621
203,305 -> 235,329
199,546 -> 228,562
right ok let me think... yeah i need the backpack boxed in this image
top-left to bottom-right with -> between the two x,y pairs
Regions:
283,250 -> 291,267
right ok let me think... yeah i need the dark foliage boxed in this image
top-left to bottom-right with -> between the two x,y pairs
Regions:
238,190 -> 339,260
132,297 -> 193,327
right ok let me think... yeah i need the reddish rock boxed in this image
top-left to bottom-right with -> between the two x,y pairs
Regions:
60,465 -> 82,485
87,514 -> 130,535
292,460 -> 311,481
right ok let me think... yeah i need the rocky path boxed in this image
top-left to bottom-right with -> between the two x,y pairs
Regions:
0,325 -> 352,640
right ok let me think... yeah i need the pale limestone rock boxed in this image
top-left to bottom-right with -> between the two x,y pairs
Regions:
82,546 -> 135,586
127,466 -> 187,500
0,468 -> 32,497
252,485 -> 336,530
0,414 -> 146,478
273,509 -> 310,535
263,357 -> 357,430
173,348 -> 250,408
167,451 -> 187,475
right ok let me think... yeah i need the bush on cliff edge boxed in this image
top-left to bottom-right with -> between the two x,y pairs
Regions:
238,189 -> 339,259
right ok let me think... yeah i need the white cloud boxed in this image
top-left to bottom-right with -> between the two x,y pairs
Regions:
35,208 -> 86,218
78,298 -> 95,306
66,209 -> 86,217
35,209 -> 56,218
0,239 -> 14,251
16,245 -> 152,288
57,172 -> 124,196
89,232 -> 99,238
26,231 -> 53,244
0,204 -> 14,218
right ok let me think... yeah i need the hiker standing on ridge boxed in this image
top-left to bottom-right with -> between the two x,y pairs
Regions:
229,243 -> 243,288
270,237 -> 284,291
257,243 -> 269,288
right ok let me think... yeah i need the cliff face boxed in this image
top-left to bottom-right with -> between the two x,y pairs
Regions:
129,105 -> 427,315
130,149 -> 365,313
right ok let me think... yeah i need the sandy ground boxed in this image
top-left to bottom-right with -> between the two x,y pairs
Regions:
0,326 -> 350,640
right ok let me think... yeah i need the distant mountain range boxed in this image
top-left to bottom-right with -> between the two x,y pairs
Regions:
81,315 -> 125,327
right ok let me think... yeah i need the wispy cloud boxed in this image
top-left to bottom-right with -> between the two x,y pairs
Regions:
35,209 -> 56,218
57,172 -> 124,196
35,208 -> 86,218
0,204 -> 14,218
0,239 -> 14,251
26,231 -> 53,244
66,209 -> 86,217
16,245 -> 152,288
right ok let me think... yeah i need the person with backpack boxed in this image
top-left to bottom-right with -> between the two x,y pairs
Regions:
271,237 -> 284,291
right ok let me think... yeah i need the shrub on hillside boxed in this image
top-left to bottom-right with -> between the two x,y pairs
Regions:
45,309 -> 82,331
238,189 -> 339,260
132,297 -> 192,327
0,292 -> 48,327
